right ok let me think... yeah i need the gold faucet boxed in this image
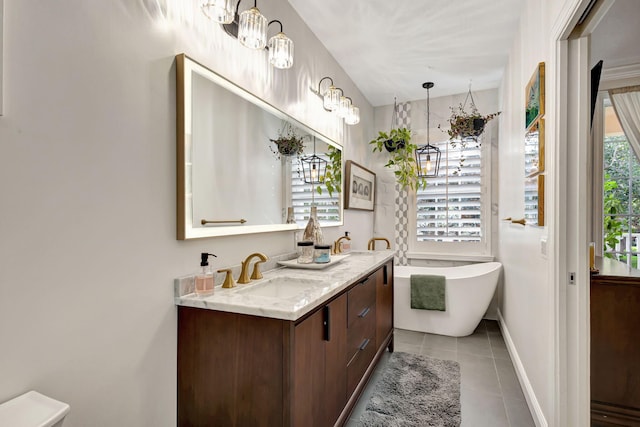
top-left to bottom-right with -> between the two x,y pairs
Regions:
237,252 -> 268,284
333,235 -> 351,254
367,237 -> 391,251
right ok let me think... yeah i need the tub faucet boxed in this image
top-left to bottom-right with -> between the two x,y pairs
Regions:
367,237 -> 391,251
333,235 -> 351,254
238,252 -> 268,284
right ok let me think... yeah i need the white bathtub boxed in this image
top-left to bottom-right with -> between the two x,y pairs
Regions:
394,262 -> 502,337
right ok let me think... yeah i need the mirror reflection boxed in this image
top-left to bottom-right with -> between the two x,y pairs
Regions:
176,54 -> 343,240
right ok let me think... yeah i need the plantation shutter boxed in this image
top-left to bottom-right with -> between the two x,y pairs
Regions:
291,155 -> 342,227
416,139 -> 482,242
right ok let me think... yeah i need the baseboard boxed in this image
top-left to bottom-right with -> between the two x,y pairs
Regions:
497,309 -> 548,427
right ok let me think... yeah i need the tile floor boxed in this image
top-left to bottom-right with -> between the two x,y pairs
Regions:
345,320 -> 536,427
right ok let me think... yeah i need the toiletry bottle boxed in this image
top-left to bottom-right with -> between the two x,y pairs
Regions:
341,232 -> 352,254
195,253 -> 217,296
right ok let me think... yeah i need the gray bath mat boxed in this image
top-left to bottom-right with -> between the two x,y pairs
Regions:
357,352 -> 461,427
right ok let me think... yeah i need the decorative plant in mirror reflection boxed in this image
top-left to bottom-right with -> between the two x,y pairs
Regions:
317,145 -> 342,197
269,122 -> 306,158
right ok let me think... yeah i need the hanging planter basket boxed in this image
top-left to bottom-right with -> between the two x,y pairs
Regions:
269,122 -> 305,159
382,98 -> 406,152
442,88 -> 501,142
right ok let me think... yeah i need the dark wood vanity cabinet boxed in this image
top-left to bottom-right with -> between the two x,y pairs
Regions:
177,261 -> 394,427
591,257 -> 640,426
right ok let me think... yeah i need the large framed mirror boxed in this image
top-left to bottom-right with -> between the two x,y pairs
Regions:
176,54 -> 343,240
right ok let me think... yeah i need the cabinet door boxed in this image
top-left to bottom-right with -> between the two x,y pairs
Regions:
376,261 -> 394,349
324,294 -> 348,426
292,294 -> 347,427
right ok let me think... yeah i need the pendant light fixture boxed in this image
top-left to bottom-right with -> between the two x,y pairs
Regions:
201,0 -> 236,24
267,20 -> 294,69
301,137 -> 328,184
415,82 -> 441,177
238,1 -> 267,49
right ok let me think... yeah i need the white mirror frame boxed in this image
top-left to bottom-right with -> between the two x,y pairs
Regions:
0,0 -> 4,116
176,54 -> 343,240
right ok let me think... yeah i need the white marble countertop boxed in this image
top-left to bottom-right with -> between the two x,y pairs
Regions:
175,250 -> 394,321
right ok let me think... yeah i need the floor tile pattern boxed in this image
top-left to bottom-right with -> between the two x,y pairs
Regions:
345,320 -> 536,427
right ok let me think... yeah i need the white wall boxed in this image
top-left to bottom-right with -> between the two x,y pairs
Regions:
497,0 -> 576,424
0,1 -> 374,425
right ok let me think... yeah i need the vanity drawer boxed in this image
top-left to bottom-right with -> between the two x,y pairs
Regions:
347,274 -> 376,327
347,305 -> 376,362
346,320 -> 377,396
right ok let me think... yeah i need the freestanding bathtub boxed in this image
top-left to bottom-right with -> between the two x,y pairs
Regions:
394,262 -> 502,337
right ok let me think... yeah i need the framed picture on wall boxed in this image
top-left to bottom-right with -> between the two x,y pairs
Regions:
345,160 -> 375,211
525,62 -> 545,130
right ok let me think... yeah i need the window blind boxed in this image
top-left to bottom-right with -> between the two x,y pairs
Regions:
416,139 -> 483,242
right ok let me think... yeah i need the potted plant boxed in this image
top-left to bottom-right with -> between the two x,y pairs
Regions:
370,127 -> 426,191
269,122 -> 306,158
439,92 -> 501,174
443,104 -> 501,141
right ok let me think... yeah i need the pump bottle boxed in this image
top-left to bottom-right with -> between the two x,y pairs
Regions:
195,252 -> 217,296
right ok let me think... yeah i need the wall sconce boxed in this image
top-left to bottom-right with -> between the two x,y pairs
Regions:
267,20 -> 294,69
238,3 -> 267,49
311,77 -> 359,125
201,0 -> 236,24
415,82 -> 441,177
301,137 -> 328,184
204,0 -> 294,69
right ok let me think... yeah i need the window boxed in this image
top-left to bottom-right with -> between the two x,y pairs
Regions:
602,96 -> 640,268
411,135 -> 490,255
289,155 -> 342,227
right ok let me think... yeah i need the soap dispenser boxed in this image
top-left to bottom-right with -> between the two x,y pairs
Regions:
195,253 -> 217,296
341,232 -> 352,254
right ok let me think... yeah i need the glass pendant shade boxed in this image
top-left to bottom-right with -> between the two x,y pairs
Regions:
345,105 -> 360,125
238,7 -> 267,49
323,86 -> 341,111
268,32 -> 294,69
201,0 -> 236,24
337,96 -> 351,118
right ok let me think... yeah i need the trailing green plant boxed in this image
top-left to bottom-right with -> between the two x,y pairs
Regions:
370,127 -> 426,191
317,145 -> 342,197
439,103 -> 501,175
269,122 -> 306,159
603,173 -> 624,254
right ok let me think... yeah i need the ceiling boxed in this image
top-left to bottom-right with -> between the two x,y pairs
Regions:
288,0 -> 526,106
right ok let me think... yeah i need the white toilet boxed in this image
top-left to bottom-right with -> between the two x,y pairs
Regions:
0,391 -> 70,427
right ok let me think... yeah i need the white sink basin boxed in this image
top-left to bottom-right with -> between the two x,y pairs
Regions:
237,276 -> 327,299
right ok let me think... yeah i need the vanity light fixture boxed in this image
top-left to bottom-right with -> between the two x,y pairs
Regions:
415,82 -> 441,177
301,137 -> 328,184
311,77 -> 359,125
207,0 -> 294,69
238,1 -> 267,49
267,20 -> 294,69
345,103 -> 360,125
201,0 -> 236,24
337,96 -> 352,118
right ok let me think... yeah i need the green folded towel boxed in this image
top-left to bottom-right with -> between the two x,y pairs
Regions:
410,274 -> 446,311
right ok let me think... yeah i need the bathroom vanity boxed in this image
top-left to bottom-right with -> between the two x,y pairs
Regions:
590,256 -> 640,426
175,252 -> 394,427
